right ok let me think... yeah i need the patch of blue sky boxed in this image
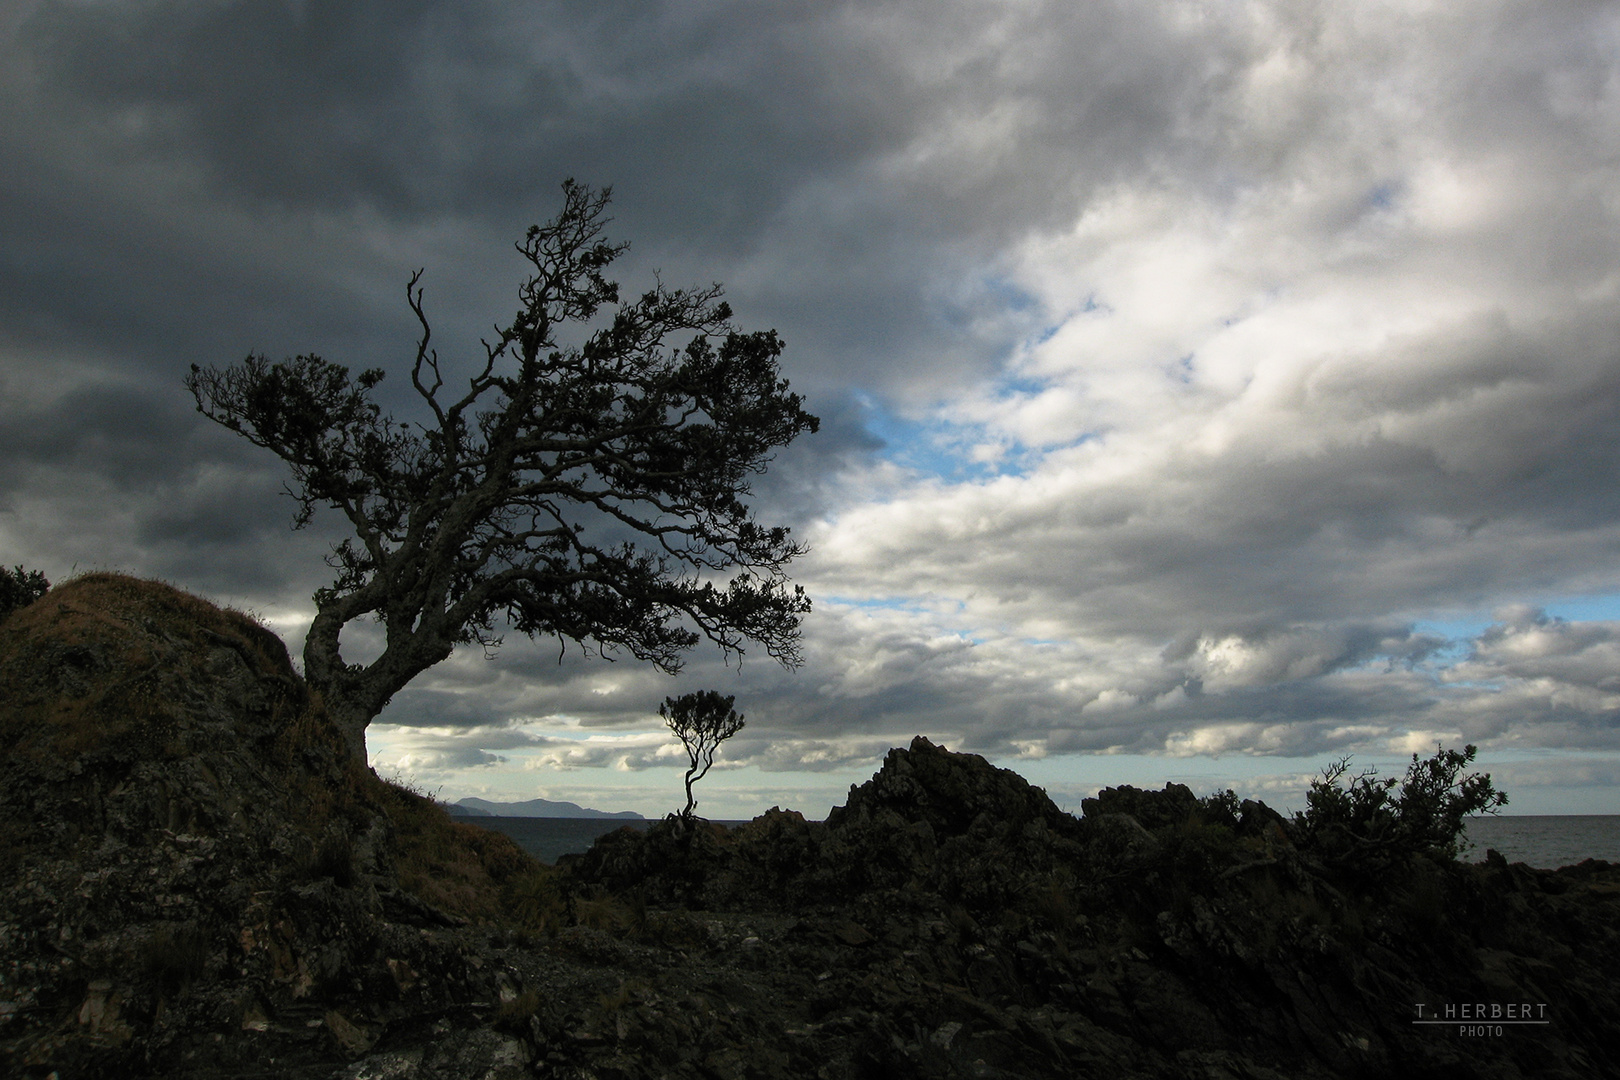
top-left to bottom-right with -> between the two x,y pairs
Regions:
1414,617 -> 1495,641
1441,682 -> 1506,695
855,358 -> 1110,486
1421,641 -> 1475,667
1401,628 -> 1488,686
822,594 -> 933,615
1410,594 -> 1620,647
931,274 -> 1044,335
1542,594 -> 1620,623
1411,618 -> 1490,667
1365,181 -> 1400,210
992,375 -> 1050,400
1330,635 -> 1466,677
976,274 -> 1042,315
1402,594 -> 1620,687
823,595 -> 987,644
1030,322 -> 1064,347
854,392 -> 1038,485
1025,293 -> 1107,347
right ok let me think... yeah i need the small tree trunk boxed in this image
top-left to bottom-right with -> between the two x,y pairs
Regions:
324,696 -> 374,767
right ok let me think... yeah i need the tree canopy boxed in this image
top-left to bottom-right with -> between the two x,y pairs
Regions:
0,565 -> 50,621
661,690 -> 745,820
187,181 -> 818,763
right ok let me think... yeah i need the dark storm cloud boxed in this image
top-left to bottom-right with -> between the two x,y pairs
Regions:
3,0 -> 1258,399
0,377 -> 194,488
18,0 -> 1206,227
16,0 -> 916,240
377,687 -> 510,731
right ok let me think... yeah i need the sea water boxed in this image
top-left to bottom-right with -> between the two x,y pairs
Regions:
459,814 -> 1620,869
1460,815 -> 1620,868
455,817 -> 748,865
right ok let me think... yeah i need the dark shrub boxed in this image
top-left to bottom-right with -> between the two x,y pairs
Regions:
1294,744 -> 1507,861
0,564 -> 49,620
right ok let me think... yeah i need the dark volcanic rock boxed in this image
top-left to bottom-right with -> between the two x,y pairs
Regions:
5,576 -> 1620,1079
1081,781 -> 1200,830
831,736 -> 1079,840
560,745 -> 1620,1079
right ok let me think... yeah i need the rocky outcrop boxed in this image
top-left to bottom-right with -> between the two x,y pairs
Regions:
0,575 -> 534,1078
4,577 -> 1619,1078
554,740 -> 1620,1079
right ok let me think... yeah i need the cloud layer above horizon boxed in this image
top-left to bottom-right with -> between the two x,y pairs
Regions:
4,0 -> 1620,809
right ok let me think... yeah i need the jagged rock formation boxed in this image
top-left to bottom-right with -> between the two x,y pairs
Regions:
3,576 -> 1619,1079
560,740 -> 1620,1078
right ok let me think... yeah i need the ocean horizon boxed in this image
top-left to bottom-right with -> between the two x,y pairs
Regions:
451,815 -> 745,865
455,811 -> 1619,869
1459,813 -> 1620,868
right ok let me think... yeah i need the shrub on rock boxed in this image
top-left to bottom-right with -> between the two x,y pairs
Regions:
1293,744 -> 1507,862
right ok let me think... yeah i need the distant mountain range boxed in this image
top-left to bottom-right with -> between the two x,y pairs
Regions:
449,797 -> 644,820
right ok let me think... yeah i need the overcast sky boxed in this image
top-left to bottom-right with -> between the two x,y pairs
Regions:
5,0 -> 1620,818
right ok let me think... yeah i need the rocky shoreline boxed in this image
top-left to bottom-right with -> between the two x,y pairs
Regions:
3,575 -> 1618,1078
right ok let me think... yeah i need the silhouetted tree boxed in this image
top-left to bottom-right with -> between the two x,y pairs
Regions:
0,565 -> 49,620
661,690 -> 744,819
187,182 -> 818,763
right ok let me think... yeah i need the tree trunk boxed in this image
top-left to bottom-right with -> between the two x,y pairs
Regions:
324,695 -> 375,768
306,667 -> 401,768
303,604 -> 456,768
303,607 -> 373,766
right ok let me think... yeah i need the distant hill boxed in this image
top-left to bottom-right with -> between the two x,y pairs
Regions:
452,796 -> 644,820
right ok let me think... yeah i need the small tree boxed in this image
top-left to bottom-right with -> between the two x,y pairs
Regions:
661,690 -> 744,819
1295,743 -> 1507,860
186,182 -> 818,763
0,565 -> 50,620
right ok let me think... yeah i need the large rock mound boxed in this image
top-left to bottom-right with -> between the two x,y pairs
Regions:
0,575 -> 536,1078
